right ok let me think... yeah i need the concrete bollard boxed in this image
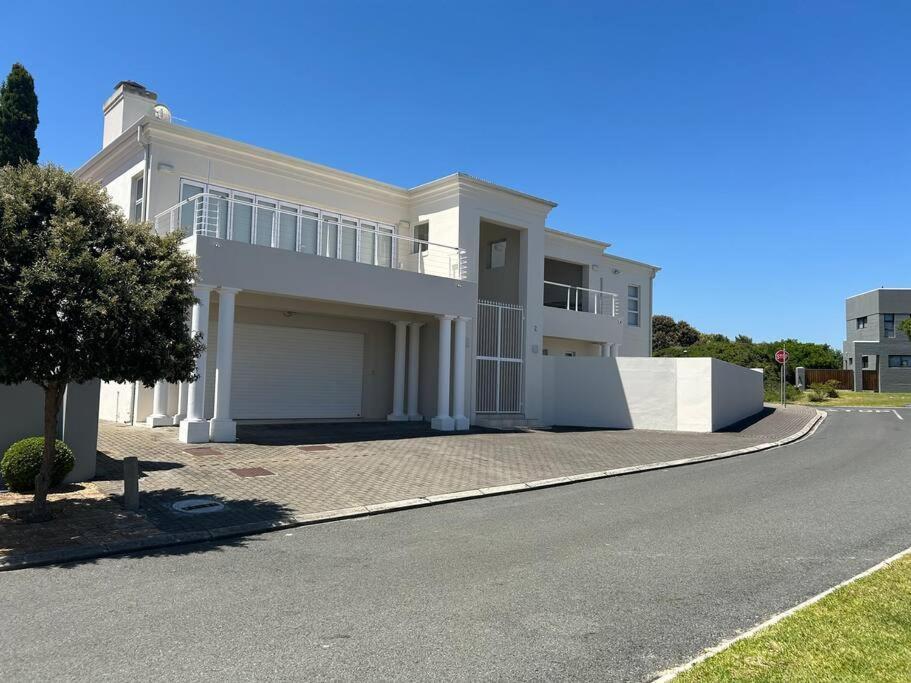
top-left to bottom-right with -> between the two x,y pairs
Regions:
123,456 -> 140,511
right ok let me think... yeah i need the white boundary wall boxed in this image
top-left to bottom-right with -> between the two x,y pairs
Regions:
542,357 -> 763,432
0,381 -> 100,482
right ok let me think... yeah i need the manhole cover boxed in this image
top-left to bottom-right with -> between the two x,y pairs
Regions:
171,498 -> 225,514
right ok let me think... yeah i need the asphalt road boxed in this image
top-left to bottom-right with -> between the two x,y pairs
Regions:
3,408 -> 910,682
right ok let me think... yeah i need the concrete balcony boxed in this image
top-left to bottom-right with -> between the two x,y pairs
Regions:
158,194 -> 475,318
155,192 -> 467,281
543,281 -> 622,344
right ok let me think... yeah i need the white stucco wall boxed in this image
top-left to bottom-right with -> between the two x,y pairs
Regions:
542,357 -> 762,432
0,381 -> 100,483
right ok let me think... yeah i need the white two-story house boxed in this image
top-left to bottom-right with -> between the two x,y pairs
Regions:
79,82 -> 658,443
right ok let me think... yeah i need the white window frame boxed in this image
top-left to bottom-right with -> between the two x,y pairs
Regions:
627,285 -> 641,327
177,178 -> 399,269
131,174 -> 144,222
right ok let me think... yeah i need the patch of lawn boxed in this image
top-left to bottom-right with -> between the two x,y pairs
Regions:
792,390 -> 911,407
674,553 -> 911,682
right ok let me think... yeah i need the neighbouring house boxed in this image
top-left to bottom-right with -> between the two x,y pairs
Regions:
843,289 -> 911,392
75,81 -> 762,443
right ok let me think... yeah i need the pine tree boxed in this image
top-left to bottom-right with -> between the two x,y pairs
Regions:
0,63 -> 40,167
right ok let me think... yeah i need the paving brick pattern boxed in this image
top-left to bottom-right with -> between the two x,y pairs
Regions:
93,405 -> 815,530
1,405 -> 815,565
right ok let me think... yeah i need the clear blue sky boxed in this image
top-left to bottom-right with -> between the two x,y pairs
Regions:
4,1 -> 908,348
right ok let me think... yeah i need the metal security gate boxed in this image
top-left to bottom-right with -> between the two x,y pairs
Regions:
476,300 -> 524,414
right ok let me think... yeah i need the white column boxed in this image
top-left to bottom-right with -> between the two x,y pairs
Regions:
431,315 -> 455,431
452,316 -> 469,430
407,322 -> 424,421
147,381 -> 171,427
171,382 -> 189,426
387,320 -> 409,421
210,287 -> 240,442
179,284 -> 213,444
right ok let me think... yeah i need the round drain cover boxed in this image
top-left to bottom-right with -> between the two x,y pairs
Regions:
171,498 -> 225,514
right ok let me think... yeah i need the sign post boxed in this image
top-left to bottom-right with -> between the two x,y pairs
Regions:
775,348 -> 790,406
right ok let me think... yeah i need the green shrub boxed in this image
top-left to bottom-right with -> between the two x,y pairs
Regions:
808,382 -> 835,402
765,382 -> 802,402
822,379 -> 840,398
1,437 -> 74,493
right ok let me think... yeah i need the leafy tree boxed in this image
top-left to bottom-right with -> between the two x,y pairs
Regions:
653,315 -> 701,351
0,164 -> 202,519
654,317 -> 843,394
900,318 -> 911,341
0,63 -> 39,167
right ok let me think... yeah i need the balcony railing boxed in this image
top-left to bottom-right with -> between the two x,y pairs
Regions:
154,193 -> 468,281
543,281 -> 618,316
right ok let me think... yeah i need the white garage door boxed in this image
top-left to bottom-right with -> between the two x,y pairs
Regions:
231,323 -> 364,419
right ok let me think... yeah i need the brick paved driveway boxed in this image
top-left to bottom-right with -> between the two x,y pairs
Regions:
93,405 -> 817,534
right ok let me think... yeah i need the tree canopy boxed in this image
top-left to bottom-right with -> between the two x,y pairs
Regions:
0,63 -> 39,167
0,164 -> 202,517
652,315 -> 843,384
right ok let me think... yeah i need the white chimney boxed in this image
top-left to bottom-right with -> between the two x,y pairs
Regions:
102,81 -> 157,148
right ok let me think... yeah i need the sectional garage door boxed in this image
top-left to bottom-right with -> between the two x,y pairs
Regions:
231,323 -> 364,419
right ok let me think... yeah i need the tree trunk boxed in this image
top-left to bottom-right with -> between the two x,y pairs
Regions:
30,381 -> 64,522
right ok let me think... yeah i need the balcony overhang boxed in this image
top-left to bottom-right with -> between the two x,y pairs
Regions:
543,305 -> 623,344
186,235 -> 477,318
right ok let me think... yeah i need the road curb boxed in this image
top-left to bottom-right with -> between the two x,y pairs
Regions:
0,409 -> 825,572
651,540 -> 911,682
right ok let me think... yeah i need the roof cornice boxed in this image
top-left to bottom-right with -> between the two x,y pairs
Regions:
602,251 -> 662,273
545,227 -> 611,249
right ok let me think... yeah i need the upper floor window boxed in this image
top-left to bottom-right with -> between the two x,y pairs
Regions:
627,285 -> 640,327
131,174 -> 144,222
489,239 -> 506,268
413,222 -> 429,254
862,355 -> 869,369
856,316 -> 867,330
888,355 -> 911,368
884,314 -> 895,338
176,179 -> 396,266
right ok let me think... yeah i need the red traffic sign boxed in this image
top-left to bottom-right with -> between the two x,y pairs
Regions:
775,349 -> 789,364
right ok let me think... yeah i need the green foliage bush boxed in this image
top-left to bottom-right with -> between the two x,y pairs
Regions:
807,380 -> 840,402
765,383 -> 802,403
0,437 -> 74,493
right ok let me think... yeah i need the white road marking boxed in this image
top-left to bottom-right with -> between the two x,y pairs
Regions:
894,410 -> 904,421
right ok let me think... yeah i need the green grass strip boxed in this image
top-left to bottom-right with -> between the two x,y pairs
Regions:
676,553 -> 911,682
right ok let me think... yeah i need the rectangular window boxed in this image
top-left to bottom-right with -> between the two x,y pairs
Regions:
321,214 -> 339,258
208,187 -> 230,239
413,223 -> 429,254
340,217 -> 358,261
377,225 -> 394,267
231,194 -> 254,243
489,239 -> 506,268
856,316 -> 867,330
627,285 -> 640,327
862,355 -> 869,369
359,221 -> 377,265
254,199 -> 276,247
299,208 -> 319,254
179,181 -> 205,235
277,204 -> 298,251
131,175 -> 144,222
888,355 -> 911,368
884,313 -> 895,338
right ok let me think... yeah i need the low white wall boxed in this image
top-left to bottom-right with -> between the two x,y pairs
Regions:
542,357 -> 763,432
0,381 -> 100,484
711,362 -> 765,431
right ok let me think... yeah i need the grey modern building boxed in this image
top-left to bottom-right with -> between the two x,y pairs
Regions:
843,289 -> 911,392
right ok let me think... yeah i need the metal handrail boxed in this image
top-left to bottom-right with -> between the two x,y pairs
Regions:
154,193 -> 468,281
543,280 -> 619,316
